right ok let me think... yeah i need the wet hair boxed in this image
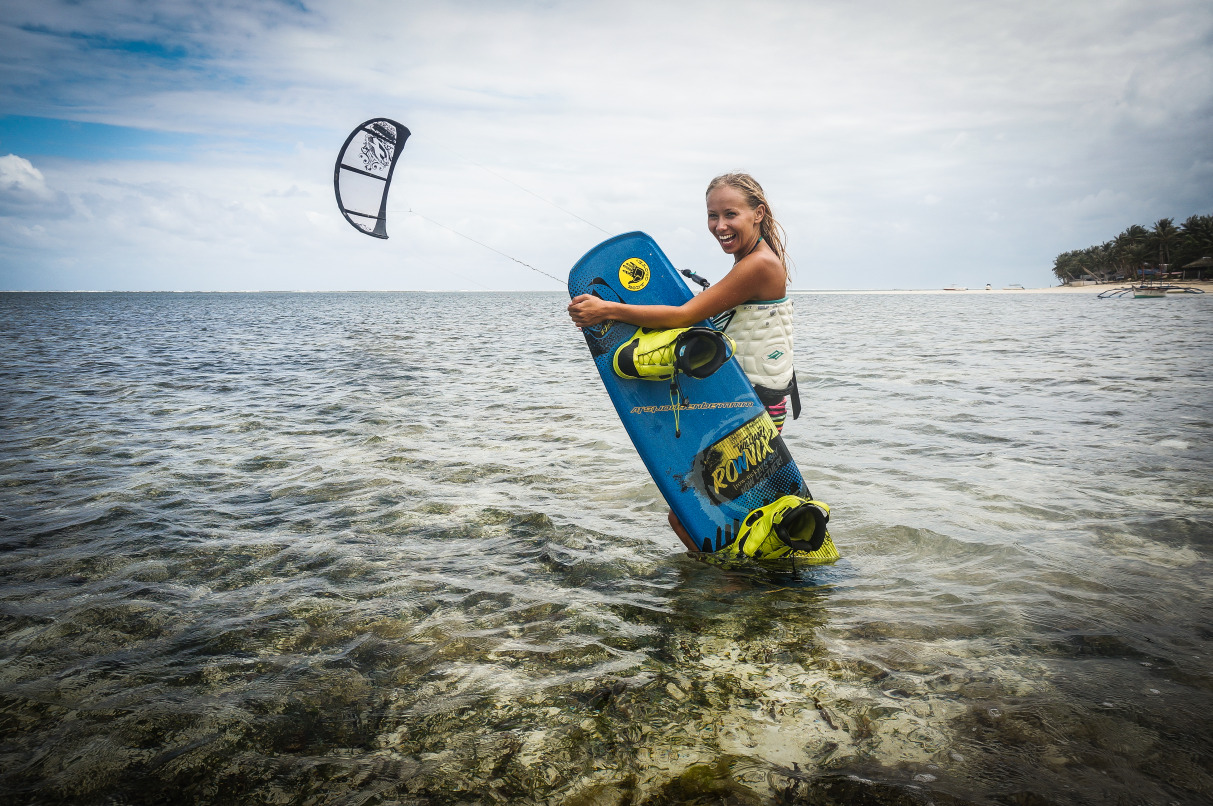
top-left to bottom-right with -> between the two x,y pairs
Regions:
706,172 -> 789,276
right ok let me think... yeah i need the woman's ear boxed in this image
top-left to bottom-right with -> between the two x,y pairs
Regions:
754,204 -> 766,224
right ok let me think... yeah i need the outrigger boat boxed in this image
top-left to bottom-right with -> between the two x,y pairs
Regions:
1098,283 -> 1206,299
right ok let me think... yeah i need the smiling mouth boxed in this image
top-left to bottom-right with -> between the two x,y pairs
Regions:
718,233 -> 736,245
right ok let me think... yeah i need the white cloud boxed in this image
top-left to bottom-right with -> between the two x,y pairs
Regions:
0,0 -> 1211,290
0,154 -> 56,201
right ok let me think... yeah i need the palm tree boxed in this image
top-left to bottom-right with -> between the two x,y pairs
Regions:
1052,250 -> 1085,283
1072,245 -> 1109,283
1053,215 -> 1213,283
1148,218 -> 1181,274
1181,214 -> 1213,252
1177,215 -> 1213,278
1115,225 -> 1149,280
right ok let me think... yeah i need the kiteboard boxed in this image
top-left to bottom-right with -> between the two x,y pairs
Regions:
569,232 -> 838,563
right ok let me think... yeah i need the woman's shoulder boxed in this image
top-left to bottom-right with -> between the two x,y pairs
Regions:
735,244 -> 788,298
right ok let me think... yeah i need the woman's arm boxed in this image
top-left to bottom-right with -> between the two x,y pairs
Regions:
568,250 -> 784,328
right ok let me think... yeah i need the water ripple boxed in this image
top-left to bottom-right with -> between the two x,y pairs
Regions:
1,291 -> 1211,805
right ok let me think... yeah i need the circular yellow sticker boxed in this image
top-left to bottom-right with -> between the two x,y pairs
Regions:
619,257 -> 650,291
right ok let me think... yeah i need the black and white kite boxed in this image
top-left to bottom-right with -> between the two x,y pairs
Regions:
333,118 -> 410,238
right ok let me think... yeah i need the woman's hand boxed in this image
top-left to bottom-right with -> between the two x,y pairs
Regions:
568,294 -> 614,327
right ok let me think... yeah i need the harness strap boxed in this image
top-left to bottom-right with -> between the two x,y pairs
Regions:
790,371 -> 801,420
754,370 -> 801,421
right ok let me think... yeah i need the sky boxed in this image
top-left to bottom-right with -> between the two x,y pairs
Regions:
1,0 -> 1211,291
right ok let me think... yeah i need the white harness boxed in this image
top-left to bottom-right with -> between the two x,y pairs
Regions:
714,297 -> 795,393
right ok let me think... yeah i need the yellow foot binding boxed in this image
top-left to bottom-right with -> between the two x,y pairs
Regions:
713,495 -> 840,565
613,327 -> 735,381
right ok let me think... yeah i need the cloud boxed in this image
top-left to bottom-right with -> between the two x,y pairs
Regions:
0,154 -> 54,199
0,0 -> 1211,290
0,153 -> 70,216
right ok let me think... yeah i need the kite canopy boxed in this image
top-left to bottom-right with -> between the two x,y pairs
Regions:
333,118 -> 410,238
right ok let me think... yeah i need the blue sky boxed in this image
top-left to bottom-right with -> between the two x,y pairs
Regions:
0,116 -> 205,161
1,0 -> 1211,291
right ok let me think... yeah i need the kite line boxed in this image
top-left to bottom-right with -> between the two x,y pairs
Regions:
333,118 -> 611,287
404,208 -> 565,285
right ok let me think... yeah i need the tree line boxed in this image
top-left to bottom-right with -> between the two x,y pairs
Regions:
1052,214 -> 1213,284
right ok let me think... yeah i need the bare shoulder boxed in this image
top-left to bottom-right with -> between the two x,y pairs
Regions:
735,244 -> 788,299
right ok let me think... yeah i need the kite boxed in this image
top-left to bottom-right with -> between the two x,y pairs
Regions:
333,118 -> 410,238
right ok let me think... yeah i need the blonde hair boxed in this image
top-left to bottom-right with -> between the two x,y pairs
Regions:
706,172 -> 789,275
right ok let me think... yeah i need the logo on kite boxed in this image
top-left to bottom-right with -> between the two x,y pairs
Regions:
334,118 -> 410,239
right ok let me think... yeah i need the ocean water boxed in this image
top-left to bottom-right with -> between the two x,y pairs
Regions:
1,290 -> 1210,806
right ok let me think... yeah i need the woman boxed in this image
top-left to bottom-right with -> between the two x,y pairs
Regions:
567,172 -> 798,550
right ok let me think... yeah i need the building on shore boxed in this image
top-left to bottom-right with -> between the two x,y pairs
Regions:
1181,256 -> 1213,281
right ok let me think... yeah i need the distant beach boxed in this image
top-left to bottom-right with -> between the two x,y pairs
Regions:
796,280 -> 1213,295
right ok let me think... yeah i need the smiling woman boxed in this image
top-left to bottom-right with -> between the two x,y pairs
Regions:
568,174 -> 798,421
567,173 -> 790,329
567,172 -> 803,548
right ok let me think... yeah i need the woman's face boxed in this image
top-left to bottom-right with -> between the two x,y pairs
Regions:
706,185 -> 764,257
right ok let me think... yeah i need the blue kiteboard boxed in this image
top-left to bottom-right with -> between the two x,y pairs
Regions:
569,231 -> 837,560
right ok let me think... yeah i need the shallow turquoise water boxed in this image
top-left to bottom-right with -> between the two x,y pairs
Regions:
1,290 -> 1210,805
